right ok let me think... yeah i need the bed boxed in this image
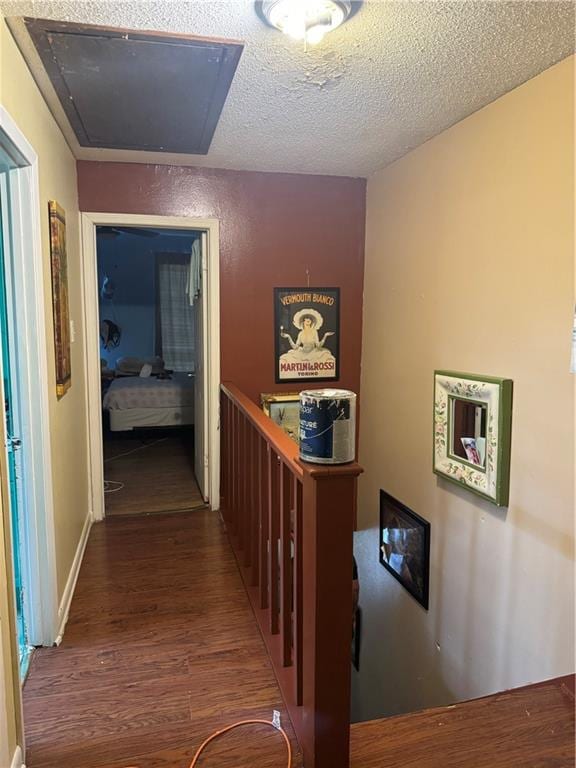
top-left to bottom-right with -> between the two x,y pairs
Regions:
103,372 -> 195,431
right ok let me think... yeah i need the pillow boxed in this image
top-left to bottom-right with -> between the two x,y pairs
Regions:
116,356 -> 165,375
139,363 -> 153,378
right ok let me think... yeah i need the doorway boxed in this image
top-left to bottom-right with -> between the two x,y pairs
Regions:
0,107 -> 59,685
81,213 -> 220,522
96,225 -> 206,515
0,193 -> 31,675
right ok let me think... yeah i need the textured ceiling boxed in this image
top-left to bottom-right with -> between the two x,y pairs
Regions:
3,0 -> 575,176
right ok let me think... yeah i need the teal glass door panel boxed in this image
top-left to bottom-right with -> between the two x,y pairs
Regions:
0,185 -> 30,677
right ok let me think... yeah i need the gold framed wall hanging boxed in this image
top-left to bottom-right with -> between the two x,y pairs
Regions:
48,201 -> 71,398
261,391 -> 300,443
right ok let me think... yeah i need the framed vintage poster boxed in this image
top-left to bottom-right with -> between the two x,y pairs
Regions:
274,287 -> 339,383
48,201 -> 71,398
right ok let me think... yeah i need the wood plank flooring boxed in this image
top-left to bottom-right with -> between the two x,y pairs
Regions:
103,431 -> 205,516
22,508 -> 575,768
350,675 -> 575,767
23,510 -> 302,768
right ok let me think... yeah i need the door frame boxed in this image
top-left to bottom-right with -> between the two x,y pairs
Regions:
0,106 -> 59,649
80,212 -> 221,521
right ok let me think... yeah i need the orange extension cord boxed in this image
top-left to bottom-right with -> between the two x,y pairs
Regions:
125,718 -> 292,768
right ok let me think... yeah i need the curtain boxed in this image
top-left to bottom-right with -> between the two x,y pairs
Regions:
157,253 -> 195,371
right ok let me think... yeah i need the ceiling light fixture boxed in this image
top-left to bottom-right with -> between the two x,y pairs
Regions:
261,0 -> 352,45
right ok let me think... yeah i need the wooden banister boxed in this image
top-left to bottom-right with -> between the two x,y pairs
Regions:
221,382 -> 303,477
220,382 -> 363,768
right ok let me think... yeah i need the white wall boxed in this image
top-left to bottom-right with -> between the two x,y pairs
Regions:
353,56 -> 575,722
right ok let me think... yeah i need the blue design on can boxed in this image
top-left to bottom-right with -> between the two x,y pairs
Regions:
299,390 -> 355,464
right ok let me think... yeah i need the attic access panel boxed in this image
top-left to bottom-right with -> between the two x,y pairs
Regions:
24,19 -> 244,155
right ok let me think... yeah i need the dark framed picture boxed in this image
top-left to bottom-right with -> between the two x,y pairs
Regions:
352,606 -> 361,671
351,555 -> 361,670
274,287 -> 339,383
379,490 -> 430,610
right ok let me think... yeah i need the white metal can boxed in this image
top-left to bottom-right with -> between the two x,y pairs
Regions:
299,389 -> 356,464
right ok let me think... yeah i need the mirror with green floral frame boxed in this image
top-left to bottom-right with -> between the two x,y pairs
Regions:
433,371 -> 513,506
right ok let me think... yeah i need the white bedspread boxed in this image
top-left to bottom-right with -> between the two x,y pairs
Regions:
103,373 -> 195,411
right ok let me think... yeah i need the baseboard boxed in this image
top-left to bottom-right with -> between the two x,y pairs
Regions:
10,745 -> 24,768
55,512 -> 93,645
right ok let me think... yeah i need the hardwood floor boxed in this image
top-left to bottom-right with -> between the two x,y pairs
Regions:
23,510 -> 302,768
103,431 -> 205,516
349,676 -> 575,767
22,508 -> 574,767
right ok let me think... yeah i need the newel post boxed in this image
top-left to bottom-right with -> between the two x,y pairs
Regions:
301,464 -> 362,768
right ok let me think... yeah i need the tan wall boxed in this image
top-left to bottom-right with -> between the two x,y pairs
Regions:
354,56 -> 575,721
0,19 -> 89,762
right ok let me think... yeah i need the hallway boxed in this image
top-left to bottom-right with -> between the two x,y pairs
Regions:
19,508 -> 576,768
22,510 -> 302,768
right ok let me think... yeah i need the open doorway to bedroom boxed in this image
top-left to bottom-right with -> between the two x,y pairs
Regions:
81,212 -> 221,523
81,213 -> 220,521
97,225 -> 206,516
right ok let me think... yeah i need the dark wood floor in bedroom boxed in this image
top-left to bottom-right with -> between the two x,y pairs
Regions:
103,429 -> 205,516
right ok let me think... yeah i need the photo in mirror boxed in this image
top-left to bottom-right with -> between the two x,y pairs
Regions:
450,397 -> 487,468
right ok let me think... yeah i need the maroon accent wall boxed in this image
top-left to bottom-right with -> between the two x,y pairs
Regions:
77,161 -> 366,403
